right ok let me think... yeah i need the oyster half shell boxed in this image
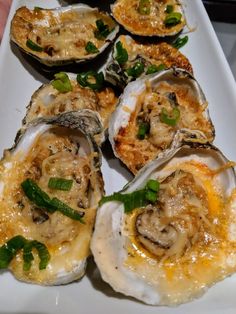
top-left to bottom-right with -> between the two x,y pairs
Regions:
109,68 -> 215,174
0,110 -> 104,285
111,0 -> 186,37
105,35 -> 193,89
10,5 -> 119,66
91,142 -> 236,305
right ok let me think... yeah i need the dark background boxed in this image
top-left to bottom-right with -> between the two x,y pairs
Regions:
203,0 -> 236,23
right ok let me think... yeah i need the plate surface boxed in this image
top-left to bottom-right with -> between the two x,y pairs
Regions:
0,1 -> 236,313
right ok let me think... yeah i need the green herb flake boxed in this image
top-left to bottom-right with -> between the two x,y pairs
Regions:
165,5 -> 174,14
172,35 -> 188,49
94,19 -> 112,40
115,41 -> 128,66
48,177 -> 73,191
164,12 -> 182,27
51,72 -> 72,93
146,179 -> 160,192
160,107 -> 180,126
126,61 -> 145,78
26,39 -> 43,52
85,41 -> 99,54
146,64 -> 166,75
138,0 -> 151,15
77,71 -> 104,90
137,122 -> 150,140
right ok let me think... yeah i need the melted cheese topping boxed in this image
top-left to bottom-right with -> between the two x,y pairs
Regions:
115,82 -> 214,173
123,161 -> 236,305
0,127 -> 102,284
112,0 -> 185,36
11,6 -> 116,61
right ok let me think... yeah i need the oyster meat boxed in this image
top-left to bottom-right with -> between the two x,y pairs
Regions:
91,142 -> 236,305
10,5 -> 119,66
111,0 -> 186,37
0,110 -> 104,285
109,68 -> 215,174
105,35 -> 193,89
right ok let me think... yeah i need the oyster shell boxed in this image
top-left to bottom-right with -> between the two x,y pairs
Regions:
111,0 -> 186,37
109,68 -> 215,174
105,35 -> 193,89
91,140 -> 236,305
10,5 -> 119,66
23,73 -> 118,143
0,110 -> 104,285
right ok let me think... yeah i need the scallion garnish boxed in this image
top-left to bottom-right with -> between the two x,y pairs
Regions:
77,71 -> 104,90
48,177 -> 73,191
26,39 -> 43,52
164,12 -> 182,27
0,235 -> 50,271
138,0 -> 151,15
34,6 -> 43,12
94,19 -> 112,40
165,5 -> 174,13
146,64 -> 166,75
85,41 -> 99,54
114,41 -> 128,66
137,122 -> 150,140
160,107 -> 180,126
51,72 -> 72,93
99,179 -> 160,213
21,179 -> 84,223
126,61 -> 145,78
172,35 -> 189,49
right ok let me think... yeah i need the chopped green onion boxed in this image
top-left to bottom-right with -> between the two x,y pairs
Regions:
137,122 -> 150,140
26,39 -> 43,52
164,12 -> 182,27
34,6 -> 43,12
85,41 -> 99,54
23,241 -> 34,271
30,240 -> 50,270
0,236 -> 26,269
51,72 -> 72,93
21,179 -> 84,222
138,0 -> 151,15
146,64 -> 166,75
99,179 -> 160,213
165,5 -> 174,13
94,19 -> 112,40
115,41 -> 128,66
172,35 -> 189,49
160,107 -> 180,126
146,179 -> 160,192
126,61 -> 145,78
77,71 -> 104,90
48,177 -> 73,191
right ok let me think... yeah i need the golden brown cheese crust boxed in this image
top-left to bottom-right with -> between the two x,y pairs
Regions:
10,6 -> 116,62
115,83 -> 214,174
112,0 -> 186,36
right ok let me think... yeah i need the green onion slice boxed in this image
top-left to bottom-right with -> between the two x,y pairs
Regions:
85,41 -> 99,54
51,198 -> 84,223
138,0 -> 151,15
94,19 -> 112,40
0,236 -> 26,269
165,5 -> 174,13
172,35 -> 189,49
114,41 -> 128,66
137,122 -> 150,140
48,177 -> 73,191
160,107 -> 180,126
146,64 -> 166,75
147,179 -> 160,192
126,61 -> 145,78
164,12 -> 182,27
24,240 -> 50,270
51,72 -> 72,93
77,71 -> 104,90
26,39 -> 43,52
99,179 -> 160,213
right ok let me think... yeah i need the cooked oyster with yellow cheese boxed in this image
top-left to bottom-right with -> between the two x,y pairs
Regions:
109,68 -> 215,174
10,5 -> 119,66
111,0 -> 186,37
105,35 -> 193,89
91,141 -> 236,305
23,72 -> 117,143
0,110 -> 104,285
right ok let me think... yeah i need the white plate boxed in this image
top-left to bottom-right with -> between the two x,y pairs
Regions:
0,0 -> 236,313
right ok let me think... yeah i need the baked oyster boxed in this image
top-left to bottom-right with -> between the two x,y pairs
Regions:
10,4 -> 119,66
105,35 -> 193,89
111,0 -> 186,37
109,68 -> 215,174
23,72 -> 117,143
91,140 -> 236,305
0,110 -> 104,285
